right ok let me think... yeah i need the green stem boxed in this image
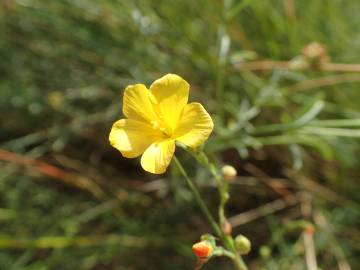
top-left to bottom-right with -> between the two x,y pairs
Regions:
194,151 -> 229,225
173,156 -> 222,237
173,155 -> 248,270
197,152 -> 248,270
213,247 -> 235,259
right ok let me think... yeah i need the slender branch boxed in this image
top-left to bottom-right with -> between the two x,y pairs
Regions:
191,151 -> 229,225
194,152 -> 248,270
229,194 -> 299,227
0,149 -> 106,199
322,62 -> 360,72
233,60 -> 360,72
173,155 -> 248,270
187,151 -> 248,270
244,163 -> 292,197
301,193 -> 318,270
194,259 -> 205,270
173,156 -> 222,237
313,211 -> 352,270
286,74 -> 360,92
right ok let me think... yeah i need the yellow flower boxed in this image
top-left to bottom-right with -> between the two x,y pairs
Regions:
109,74 -> 214,174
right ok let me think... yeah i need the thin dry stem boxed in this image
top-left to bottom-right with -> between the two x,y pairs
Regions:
234,60 -> 360,73
286,74 -> 360,92
244,163 -> 292,197
229,194 -> 299,227
0,149 -> 106,199
301,193 -> 318,270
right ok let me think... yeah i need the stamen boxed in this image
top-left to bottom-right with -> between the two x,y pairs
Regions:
150,120 -> 172,137
150,120 -> 160,129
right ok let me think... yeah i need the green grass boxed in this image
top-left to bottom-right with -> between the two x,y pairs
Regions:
0,0 -> 359,269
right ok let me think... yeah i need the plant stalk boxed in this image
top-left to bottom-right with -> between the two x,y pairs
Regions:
173,156 -> 222,237
173,155 -> 247,270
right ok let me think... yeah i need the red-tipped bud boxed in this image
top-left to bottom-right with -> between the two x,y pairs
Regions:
305,225 -> 315,235
192,241 -> 213,259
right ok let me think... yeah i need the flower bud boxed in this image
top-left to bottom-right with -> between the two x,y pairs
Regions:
259,245 -> 271,259
302,42 -> 330,65
47,91 -> 64,109
222,165 -> 237,182
192,241 -> 213,259
304,225 -> 315,235
234,235 -> 251,255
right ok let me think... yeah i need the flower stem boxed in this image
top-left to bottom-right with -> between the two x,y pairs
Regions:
192,151 -> 229,226
173,155 -> 248,270
173,156 -> 222,237
196,151 -> 248,270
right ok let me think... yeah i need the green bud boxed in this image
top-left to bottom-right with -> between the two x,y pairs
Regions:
234,235 -> 251,255
259,245 -> 271,259
200,234 -> 216,247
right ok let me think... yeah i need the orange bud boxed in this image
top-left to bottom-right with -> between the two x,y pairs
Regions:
305,225 -> 315,235
192,241 -> 213,259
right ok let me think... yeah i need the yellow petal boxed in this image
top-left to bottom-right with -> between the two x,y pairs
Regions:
150,74 -> 189,131
122,84 -> 158,123
174,102 -> 214,148
140,139 -> 175,174
109,119 -> 163,158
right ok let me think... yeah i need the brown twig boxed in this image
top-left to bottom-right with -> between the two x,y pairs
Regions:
244,163 -> 292,197
234,60 -> 290,71
233,60 -> 360,72
194,259 -> 206,270
283,0 -> 296,22
314,211 -> 352,270
284,170 -> 357,207
0,149 -> 106,199
286,74 -> 360,92
300,193 -> 318,270
229,193 -> 299,227
2,0 -> 13,10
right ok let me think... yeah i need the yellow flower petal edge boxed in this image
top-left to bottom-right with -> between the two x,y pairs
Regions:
122,84 -> 158,123
141,140 -> 176,174
173,102 -> 214,148
150,74 -> 189,132
109,74 -> 214,174
109,119 -> 164,158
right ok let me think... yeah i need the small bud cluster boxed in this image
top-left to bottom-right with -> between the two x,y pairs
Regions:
192,233 -> 252,269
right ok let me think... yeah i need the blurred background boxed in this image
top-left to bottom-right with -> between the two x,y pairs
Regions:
0,0 -> 359,269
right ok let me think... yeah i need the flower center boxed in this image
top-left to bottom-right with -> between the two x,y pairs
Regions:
150,120 -> 172,137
